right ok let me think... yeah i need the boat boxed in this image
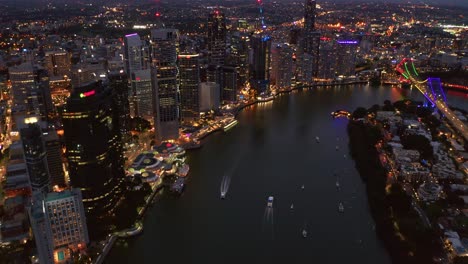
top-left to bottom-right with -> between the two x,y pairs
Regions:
224,119 -> 238,132
301,185 -> 305,190
336,180 -> 340,189
315,136 -> 320,143
336,146 -> 339,151
302,229 -> 307,238
267,196 -> 274,207
338,202 -> 344,213
290,204 -> 294,210
221,191 -> 226,199
343,154 -> 347,159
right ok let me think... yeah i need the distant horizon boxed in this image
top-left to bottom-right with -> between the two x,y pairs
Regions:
0,0 -> 468,8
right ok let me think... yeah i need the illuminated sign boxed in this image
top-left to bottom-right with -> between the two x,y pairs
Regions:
337,40 -> 358,44
79,90 -> 96,98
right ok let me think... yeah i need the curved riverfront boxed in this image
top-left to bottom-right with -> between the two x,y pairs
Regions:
107,84 -> 465,263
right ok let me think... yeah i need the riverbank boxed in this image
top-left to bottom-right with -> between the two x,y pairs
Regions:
348,117 -> 440,264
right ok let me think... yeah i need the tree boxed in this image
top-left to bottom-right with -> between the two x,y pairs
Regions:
352,107 -> 367,119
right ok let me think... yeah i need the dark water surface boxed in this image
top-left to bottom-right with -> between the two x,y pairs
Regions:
107,85 -> 465,264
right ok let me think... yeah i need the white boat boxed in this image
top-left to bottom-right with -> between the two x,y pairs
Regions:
221,191 -> 226,199
336,146 -> 339,151
301,185 -> 305,190
267,196 -> 274,207
338,202 -> 344,213
336,180 -> 340,189
302,229 -> 307,238
343,154 -> 347,159
290,204 -> 294,210
315,136 -> 320,143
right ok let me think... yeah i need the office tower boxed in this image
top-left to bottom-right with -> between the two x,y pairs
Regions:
35,68 -> 54,119
109,71 -> 130,140
124,33 -> 145,76
271,43 -> 293,89
150,28 -> 180,142
44,189 -> 89,262
20,119 -> 51,194
229,32 -> 249,89
289,28 -> 301,45
4,142 -> 31,197
9,63 -> 35,108
206,64 -> 221,84
62,81 -> 124,220
298,0 -> 320,81
249,34 -> 271,95
1,196 -> 30,243
44,51 -> 71,79
207,10 -> 227,66
133,69 -> 153,119
335,39 -> 359,77
124,33 -> 145,118
29,195 -> 54,264
221,65 -> 238,103
318,38 -> 336,80
199,82 -> 220,112
178,54 -> 200,122
43,128 -> 66,187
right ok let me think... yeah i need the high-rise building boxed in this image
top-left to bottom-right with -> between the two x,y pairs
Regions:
335,39 -> 359,77
124,33 -> 145,76
298,0 -> 320,81
109,71 -> 130,140
221,65 -> 238,103
318,38 -> 336,80
44,189 -> 89,263
199,82 -> 220,112
229,32 -> 249,89
43,128 -> 66,187
29,195 -> 54,264
150,28 -> 180,142
207,11 -> 227,66
20,119 -> 51,194
178,54 -> 200,122
62,81 -> 124,221
249,34 -> 271,95
44,51 -> 71,79
9,63 -> 35,109
132,69 -> 153,119
271,43 -> 293,89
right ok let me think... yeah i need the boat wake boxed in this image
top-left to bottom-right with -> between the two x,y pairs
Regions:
262,207 -> 275,239
220,174 -> 231,199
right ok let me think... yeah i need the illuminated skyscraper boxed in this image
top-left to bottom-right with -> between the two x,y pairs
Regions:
132,69 -> 153,119
178,54 -> 200,122
150,28 -> 180,142
207,11 -> 227,66
43,128 -> 66,188
62,81 -> 124,221
271,43 -> 293,89
298,0 -> 320,81
20,120 -> 51,195
124,33 -> 145,77
250,35 -> 271,95
44,189 -> 89,263
109,71 -> 130,140
221,65 -> 238,103
335,39 -> 359,77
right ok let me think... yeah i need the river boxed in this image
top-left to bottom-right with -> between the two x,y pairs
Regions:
106,84 -> 466,264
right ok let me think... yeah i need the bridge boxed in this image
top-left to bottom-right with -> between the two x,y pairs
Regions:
396,58 -> 468,142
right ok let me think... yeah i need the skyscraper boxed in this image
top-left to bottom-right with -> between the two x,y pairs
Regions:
43,128 -> 66,187
109,71 -> 130,140
29,195 -> 54,264
207,11 -> 227,66
271,43 -> 293,89
62,81 -> 124,221
44,189 -> 89,263
150,28 -> 180,142
221,65 -> 238,103
335,38 -> 359,77
124,33 -> 146,118
298,0 -> 320,82
132,69 -> 153,119
178,54 -> 201,122
9,63 -> 35,109
20,119 -> 51,194
250,34 -> 271,95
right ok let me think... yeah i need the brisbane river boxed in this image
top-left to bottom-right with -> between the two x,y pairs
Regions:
107,84 -> 466,264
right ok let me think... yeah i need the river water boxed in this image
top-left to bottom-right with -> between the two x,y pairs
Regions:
106,84 -> 466,264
